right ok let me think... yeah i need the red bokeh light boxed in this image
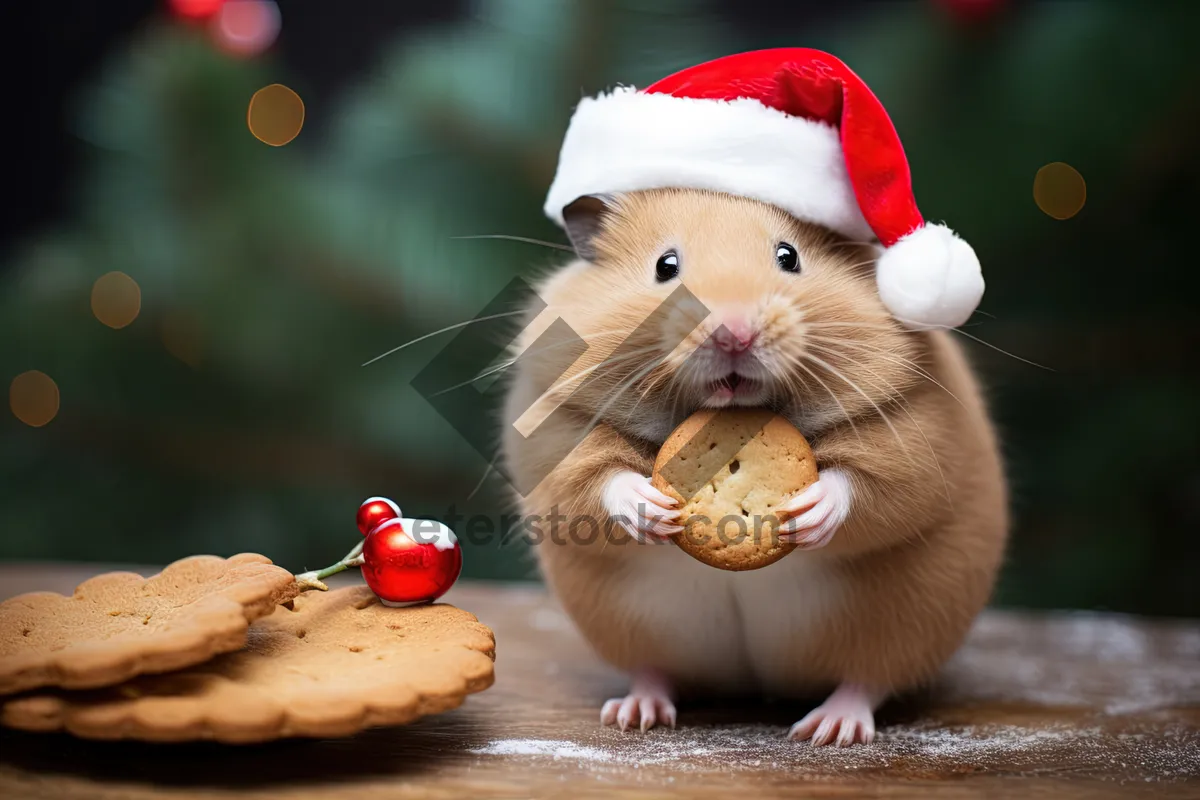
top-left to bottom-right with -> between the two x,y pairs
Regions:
169,0 -> 226,21
212,0 -> 282,58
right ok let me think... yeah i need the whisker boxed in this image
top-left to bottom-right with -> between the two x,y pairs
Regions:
803,351 -> 912,462
806,342 -> 953,511
430,327 -> 632,397
635,359 -> 679,405
428,359 -> 519,398
784,358 -> 815,398
585,358 -> 667,433
500,517 -> 525,547
635,371 -> 664,404
808,318 -> 1053,371
540,346 -> 661,400
802,321 -> 907,334
466,453 -> 499,501
804,334 -> 968,410
669,373 -> 687,428
950,328 -> 1054,371
784,353 -> 863,445
362,311 -> 528,366
628,363 -> 674,419
451,234 -> 574,253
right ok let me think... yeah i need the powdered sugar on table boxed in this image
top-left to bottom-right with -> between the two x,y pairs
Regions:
471,721 -> 1199,782
470,610 -> 1200,785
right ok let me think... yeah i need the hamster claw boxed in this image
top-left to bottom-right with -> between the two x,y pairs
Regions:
778,470 -> 852,549
788,682 -> 883,747
602,470 -> 683,543
778,480 -> 828,516
631,479 -> 679,509
601,695 -> 677,732
601,670 -> 676,732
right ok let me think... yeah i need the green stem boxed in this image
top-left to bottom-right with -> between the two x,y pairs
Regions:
294,541 -> 365,592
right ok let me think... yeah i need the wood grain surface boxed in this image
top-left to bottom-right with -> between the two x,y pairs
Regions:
0,563 -> 1197,799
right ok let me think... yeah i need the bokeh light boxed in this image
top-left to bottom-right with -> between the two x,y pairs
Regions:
91,272 -> 142,329
169,0 -> 226,21
1034,162 -> 1087,220
10,371 -> 60,428
161,312 -> 204,368
247,84 -> 305,146
212,0 -> 281,57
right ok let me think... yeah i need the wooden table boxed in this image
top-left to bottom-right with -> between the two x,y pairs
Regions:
0,564 -> 1197,799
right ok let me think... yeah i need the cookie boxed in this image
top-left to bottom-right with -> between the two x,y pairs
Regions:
1,586 -> 496,743
0,553 -> 299,695
651,408 -> 818,571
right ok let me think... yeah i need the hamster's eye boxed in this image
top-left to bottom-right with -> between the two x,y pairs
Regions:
776,243 -> 800,273
655,251 -> 680,282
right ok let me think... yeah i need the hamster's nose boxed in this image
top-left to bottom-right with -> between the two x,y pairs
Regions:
709,318 -> 758,353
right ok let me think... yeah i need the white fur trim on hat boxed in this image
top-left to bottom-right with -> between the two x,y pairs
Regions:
875,224 -> 984,329
544,87 -> 874,243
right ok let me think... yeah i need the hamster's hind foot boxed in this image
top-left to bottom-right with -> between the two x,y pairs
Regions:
788,682 -> 887,747
600,669 -> 677,732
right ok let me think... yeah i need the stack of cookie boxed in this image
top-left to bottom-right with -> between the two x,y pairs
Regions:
0,554 -> 496,743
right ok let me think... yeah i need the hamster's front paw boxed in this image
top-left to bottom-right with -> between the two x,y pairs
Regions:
601,470 -> 682,543
777,468 -> 851,549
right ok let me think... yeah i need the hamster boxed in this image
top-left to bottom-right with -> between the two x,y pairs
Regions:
500,188 -> 1008,746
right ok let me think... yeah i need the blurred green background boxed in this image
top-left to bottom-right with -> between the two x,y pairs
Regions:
2,0 -> 1197,617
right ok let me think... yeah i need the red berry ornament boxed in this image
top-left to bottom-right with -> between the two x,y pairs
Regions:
357,496 -> 401,537
362,517 -> 462,606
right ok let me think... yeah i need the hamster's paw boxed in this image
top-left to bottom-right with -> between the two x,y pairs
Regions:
788,682 -> 883,747
601,470 -> 682,543
600,669 -> 676,732
777,468 -> 851,549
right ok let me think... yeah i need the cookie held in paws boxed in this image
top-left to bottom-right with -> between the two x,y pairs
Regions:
0,586 -> 496,743
651,409 -> 818,571
0,553 -> 299,695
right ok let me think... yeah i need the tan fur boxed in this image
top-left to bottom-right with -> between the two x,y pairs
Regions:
501,189 -> 1008,698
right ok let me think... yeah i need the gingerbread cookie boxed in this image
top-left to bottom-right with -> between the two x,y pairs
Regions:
1,586 -> 496,743
0,554 -> 299,695
651,408 -> 818,571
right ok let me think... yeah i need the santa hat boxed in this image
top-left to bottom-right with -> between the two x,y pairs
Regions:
543,48 -> 983,329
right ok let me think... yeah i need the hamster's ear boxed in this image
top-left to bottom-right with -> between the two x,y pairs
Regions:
562,194 -> 615,262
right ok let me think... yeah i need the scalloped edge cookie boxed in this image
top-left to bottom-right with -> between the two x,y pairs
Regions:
1,587 -> 496,743
0,553 -> 299,695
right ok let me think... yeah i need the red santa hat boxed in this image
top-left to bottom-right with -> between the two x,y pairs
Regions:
543,48 -> 983,329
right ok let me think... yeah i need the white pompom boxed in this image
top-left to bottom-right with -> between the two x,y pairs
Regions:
875,224 -> 984,329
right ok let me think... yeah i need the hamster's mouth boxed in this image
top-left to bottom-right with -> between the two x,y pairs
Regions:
705,373 -> 762,406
